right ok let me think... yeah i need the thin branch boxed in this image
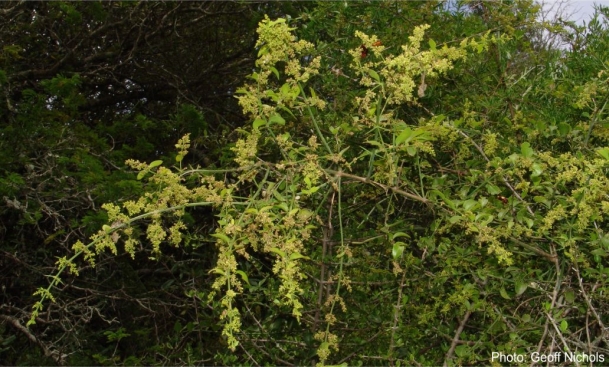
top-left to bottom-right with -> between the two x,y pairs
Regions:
0,314 -> 63,365
545,310 -> 580,367
533,245 -> 561,366
337,329 -> 385,365
325,169 -> 429,205
388,266 -> 408,366
574,265 -> 608,345
510,237 -> 557,263
443,310 -> 473,367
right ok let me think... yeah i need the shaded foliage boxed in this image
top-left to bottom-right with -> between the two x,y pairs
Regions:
0,1 -> 302,364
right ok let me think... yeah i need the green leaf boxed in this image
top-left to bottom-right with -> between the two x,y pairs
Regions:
428,39 -> 437,50
307,87 -> 317,100
253,118 -> 266,131
235,270 -> 250,285
533,196 -> 551,208
280,83 -> 290,95
600,235 -> 609,247
591,248 -> 607,257
366,140 -> 384,148
596,147 -> 609,160
149,160 -> 163,168
269,114 -> 285,125
449,216 -> 463,224
428,189 -> 455,209
368,69 -> 380,82
560,319 -> 568,332
486,184 -> 501,195
257,45 -> 269,57
462,199 -> 478,211
272,189 -> 286,202
520,142 -> 534,158
500,287 -> 511,299
136,170 -> 148,180
514,280 -> 527,296
211,233 -> 231,244
270,66 -> 280,79
301,186 -> 319,195
531,163 -> 543,177
265,90 -> 279,102
280,106 -> 296,118
475,213 -> 494,225
392,242 -> 405,260
455,345 -> 468,357
557,122 -> 571,136
392,232 -> 409,240
564,290 -> 575,303
289,252 -> 310,261
395,127 -> 413,145
270,247 -> 287,258
209,268 -> 226,276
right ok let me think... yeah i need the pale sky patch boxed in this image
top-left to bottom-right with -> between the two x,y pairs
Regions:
544,0 -> 609,25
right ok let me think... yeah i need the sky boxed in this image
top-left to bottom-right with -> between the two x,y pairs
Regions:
559,0 -> 609,25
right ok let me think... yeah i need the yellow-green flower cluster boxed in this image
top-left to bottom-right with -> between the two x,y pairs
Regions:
540,204 -> 566,233
483,132 -> 499,156
175,133 -> 190,157
232,132 -> 259,168
255,16 -> 314,70
378,25 -> 466,105
314,331 -> 339,366
237,16 -> 320,121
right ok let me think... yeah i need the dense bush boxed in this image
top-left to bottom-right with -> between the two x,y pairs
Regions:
3,1 -> 609,365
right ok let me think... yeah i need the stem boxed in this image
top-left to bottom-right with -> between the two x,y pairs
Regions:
388,263 -> 408,366
324,168 -> 429,205
584,98 -> 607,148
417,154 -> 425,198
298,82 -> 333,155
443,310 -> 472,367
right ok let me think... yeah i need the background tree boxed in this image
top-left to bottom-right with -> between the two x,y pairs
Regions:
0,1 -> 303,364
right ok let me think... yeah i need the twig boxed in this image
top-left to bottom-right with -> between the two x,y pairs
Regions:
244,338 -> 295,367
443,310 -> 473,367
337,329 -> 384,365
0,314 -> 63,365
574,265 -> 608,345
533,247 -> 562,366
545,310 -> 579,367
325,169 -> 429,205
388,266 -> 408,366
510,237 -> 557,263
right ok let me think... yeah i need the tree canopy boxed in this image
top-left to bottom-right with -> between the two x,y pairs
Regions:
2,1 -> 609,366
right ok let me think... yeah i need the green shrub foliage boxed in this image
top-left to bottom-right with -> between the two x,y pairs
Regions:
26,2 -> 609,366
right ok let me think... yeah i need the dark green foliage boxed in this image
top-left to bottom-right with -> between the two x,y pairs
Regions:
0,0 -> 294,364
